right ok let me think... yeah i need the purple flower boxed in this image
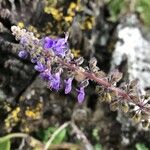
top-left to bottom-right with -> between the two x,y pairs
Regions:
44,37 -> 54,49
34,62 -> 46,72
18,50 -> 28,59
40,69 -> 52,80
49,72 -> 61,91
43,35 -> 68,57
31,57 -> 38,63
20,37 -> 27,45
54,48 -> 66,57
77,87 -> 85,104
64,78 -> 73,94
52,38 -> 68,57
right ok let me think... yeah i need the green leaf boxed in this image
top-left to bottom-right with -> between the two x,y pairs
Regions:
108,0 -> 127,22
43,127 -> 56,142
92,129 -> 99,141
0,139 -> 11,150
52,128 -> 67,144
37,127 -> 67,144
36,127 -> 56,142
135,143 -> 149,150
94,144 -> 103,150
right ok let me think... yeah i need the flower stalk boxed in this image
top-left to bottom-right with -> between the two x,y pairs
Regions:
11,26 -> 150,128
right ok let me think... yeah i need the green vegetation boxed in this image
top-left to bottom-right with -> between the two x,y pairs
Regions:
135,143 -> 149,150
0,139 -> 11,150
107,0 -> 128,21
94,144 -> 103,150
107,0 -> 150,26
136,0 -> 150,26
37,126 -> 68,144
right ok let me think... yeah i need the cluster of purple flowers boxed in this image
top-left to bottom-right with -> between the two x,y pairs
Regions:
14,26 -> 85,103
44,36 -> 68,58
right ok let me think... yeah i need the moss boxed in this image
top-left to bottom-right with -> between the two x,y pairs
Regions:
107,0 -> 128,22
4,107 -> 21,132
136,0 -> 150,26
107,0 -> 150,27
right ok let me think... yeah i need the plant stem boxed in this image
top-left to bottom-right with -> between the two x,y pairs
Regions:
47,52 -> 132,101
46,51 -> 150,113
0,133 -> 28,143
44,122 -> 70,150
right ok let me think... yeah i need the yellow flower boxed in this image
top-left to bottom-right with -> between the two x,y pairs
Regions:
17,22 -> 24,28
70,2 -> 77,9
64,16 -> 73,23
71,49 -> 81,58
44,7 -> 62,21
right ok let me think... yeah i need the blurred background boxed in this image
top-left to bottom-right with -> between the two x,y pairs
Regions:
0,0 -> 150,149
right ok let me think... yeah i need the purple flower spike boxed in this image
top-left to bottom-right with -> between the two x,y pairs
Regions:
44,37 -> 54,49
34,62 -> 46,72
77,87 -> 85,104
64,78 -> 73,94
18,50 -> 28,59
50,72 -> 61,91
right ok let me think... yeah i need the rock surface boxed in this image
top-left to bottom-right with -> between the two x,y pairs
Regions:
111,14 -> 150,89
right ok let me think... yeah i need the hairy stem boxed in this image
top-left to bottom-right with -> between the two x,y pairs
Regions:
47,52 -> 134,102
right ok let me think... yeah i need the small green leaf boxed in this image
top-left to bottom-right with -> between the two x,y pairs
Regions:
94,144 -> 102,150
43,127 -> 56,142
52,128 -> 67,144
135,143 -> 149,150
0,139 -> 11,150
92,129 -> 99,141
37,127 -> 68,144
36,127 -> 56,142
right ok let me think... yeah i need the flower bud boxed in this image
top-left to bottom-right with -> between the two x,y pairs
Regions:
90,66 -> 100,73
74,67 -> 86,82
95,86 -> 103,94
75,57 -> 84,65
110,101 -> 119,111
133,113 -> 141,123
142,120 -> 149,128
18,50 -> 28,59
130,79 -> 139,88
80,79 -> 89,88
105,93 -> 112,103
120,102 -> 129,113
89,57 -> 97,67
128,111 -> 136,119
129,104 -> 135,110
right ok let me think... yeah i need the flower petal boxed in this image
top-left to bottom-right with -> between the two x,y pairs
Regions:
18,50 -> 28,59
44,37 -> 54,49
77,87 -> 85,104
34,62 -> 46,72
64,78 -> 73,94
